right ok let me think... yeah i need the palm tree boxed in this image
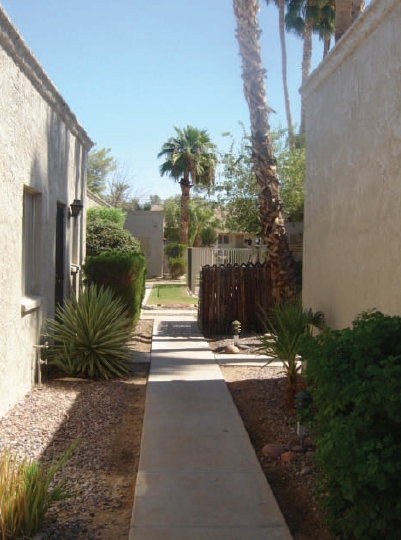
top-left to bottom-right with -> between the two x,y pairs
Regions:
158,126 -> 217,246
233,0 -> 299,302
286,0 -> 335,135
335,0 -> 364,42
265,1 -> 294,148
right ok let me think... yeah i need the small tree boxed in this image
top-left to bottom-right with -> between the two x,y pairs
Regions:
87,146 -> 117,195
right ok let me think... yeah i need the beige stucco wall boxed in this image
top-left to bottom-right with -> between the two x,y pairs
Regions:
0,7 -> 92,417
124,211 -> 164,278
301,0 -> 401,329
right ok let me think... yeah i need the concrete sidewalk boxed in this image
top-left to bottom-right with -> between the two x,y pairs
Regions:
129,308 -> 293,539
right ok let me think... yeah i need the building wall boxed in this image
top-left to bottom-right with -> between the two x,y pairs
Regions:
301,0 -> 401,329
124,211 -> 164,278
0,8 -> 92,417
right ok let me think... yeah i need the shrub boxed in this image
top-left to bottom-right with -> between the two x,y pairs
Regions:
86,221 -> 140,257
301,310 -> 401,540
86,207 -> 127,227
165,243 -> 186,259
45,284 -> 132,379
169,257 -> 186,279
84,251 -> 146,323
0,440 -> 77,540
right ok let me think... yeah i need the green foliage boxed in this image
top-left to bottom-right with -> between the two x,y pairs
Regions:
217,125 -> 305,231
87,146 -> 117,195
301,310 -> 401,539
165,243 -> 186,259
86,222 -> 140,257
84,252 -> 146,324
45,285 -> 132,379
158,125 -> 217,189
0,440 -> 78,540
216,127 -> 261,235
259,297 -> 324,387
169,258 -> 186,279
200,226 -> 217,246
86,206 -> 127,227
163,196 -> 181,243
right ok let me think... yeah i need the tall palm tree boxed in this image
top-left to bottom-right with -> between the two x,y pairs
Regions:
265,0 -> 294,148
335,0 -> 364,42
286,0 -> 335,135
233,0 -> 299,302
158,126 -> 217,246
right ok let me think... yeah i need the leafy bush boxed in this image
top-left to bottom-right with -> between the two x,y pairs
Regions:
86,206 -> 127,227
0,441 -> 77,540
165,243 -> 186,259
301,310 -> 401,540
169,257 -> 186,279
45,284 -> 132,379
84,251 -> 146,323
86,221 -> 140,257
258,297 -> 324,388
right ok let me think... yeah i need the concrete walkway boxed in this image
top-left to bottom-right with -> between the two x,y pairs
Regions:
129,294 -> 293,539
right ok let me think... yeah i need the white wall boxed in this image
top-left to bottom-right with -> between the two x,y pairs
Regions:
0,7 -> 92,417
124,210 -> 164,278
301,0 -> 401,329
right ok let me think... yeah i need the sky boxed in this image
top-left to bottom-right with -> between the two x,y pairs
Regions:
0,0 -> 371,201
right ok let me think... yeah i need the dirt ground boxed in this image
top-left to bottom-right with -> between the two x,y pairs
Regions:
0,320 -> 335,540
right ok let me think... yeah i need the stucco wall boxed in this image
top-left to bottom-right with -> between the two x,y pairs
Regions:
124,211 -> 164,278
0,7 -> 92,417
301,0 -> 401,329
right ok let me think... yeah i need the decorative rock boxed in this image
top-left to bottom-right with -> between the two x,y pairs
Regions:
281,451 -> 297,462
262,443 -> 287,459
225,344 -> 240,354
291,445 -> 304,453
300,466 -> 313,476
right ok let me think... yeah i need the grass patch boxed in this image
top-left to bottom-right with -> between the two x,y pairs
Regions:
147,284 -> 197,305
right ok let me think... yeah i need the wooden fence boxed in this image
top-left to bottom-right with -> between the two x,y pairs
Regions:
197,262 -> 273,336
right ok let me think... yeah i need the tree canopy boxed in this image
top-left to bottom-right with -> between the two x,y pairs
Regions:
87,146 -> 117,195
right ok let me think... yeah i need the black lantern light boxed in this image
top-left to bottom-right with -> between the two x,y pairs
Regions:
69,199 -> 84,218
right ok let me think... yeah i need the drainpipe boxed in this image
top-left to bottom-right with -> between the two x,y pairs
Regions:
33,342 -> 49,385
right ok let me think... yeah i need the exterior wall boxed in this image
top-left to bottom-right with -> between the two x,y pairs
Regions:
124,211 -> 164,278
301,0 -> 401,329
0,8 -> 92,417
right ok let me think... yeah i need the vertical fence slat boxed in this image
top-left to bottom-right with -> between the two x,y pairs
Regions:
197,262 -> 272,336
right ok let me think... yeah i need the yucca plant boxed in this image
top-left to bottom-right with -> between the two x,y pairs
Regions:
45,284 -> 132,379
0,440 -> 78,540
259,297 -> 325,389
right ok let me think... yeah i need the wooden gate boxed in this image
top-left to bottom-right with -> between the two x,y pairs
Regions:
197,262 -> 272,336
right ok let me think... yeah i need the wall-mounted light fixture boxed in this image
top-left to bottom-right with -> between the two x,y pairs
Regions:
69,199 -> 84,218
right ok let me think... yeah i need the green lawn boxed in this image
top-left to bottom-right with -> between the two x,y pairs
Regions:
146,284 -> 198,305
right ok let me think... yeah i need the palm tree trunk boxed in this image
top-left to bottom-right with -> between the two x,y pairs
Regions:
233,0 -> 299,302
278,0 -> 294,148
335,0 -> 352,42
179,178 -> 191,245
299,18 -> 313,136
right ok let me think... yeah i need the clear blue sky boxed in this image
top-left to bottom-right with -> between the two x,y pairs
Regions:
1,0 -> 362,201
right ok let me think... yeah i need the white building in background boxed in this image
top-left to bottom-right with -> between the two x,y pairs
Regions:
0,6 -> 93,417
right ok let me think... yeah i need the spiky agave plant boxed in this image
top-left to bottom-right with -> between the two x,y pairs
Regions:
45,284 -> 132,379
0,440 -> 78,540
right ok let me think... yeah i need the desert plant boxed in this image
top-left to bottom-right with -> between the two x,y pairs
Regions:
259,297 -> 324,388
301,310 -> 401,540
0,440 -> 78,540
45,284 -> 132,379
169,257 -> 186,279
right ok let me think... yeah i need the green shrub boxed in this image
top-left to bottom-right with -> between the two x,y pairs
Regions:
169,257 -> 186,279
301,310 -> 401,540
86,206 -> 127,227
165,243 -> 186,259
84,251 -> 146,323
45,284 -> 132,379
86,221 -> 140,257
0,440 -> 77,540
